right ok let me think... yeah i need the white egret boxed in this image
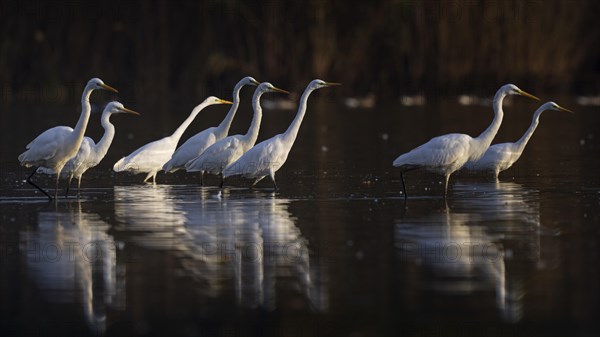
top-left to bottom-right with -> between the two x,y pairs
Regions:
18,78 -> 118,200
222,79 -> 340,189
162,76 -> 260,181
185,83 -> 289,186
463,102 -> 573,178
40,102 -> 140,196
392,84 -> 540,198
113,96 -> 232,184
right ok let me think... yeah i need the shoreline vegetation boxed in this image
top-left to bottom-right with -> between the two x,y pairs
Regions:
1,0 -> 599,109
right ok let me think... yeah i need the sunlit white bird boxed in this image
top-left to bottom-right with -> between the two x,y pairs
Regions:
393,84 -> 540,198
113,96 -> 232,184
463,102 -> 573,179
223,79 -> 340,189
18,78 -> 118,200
38,102 -> 140,196
162,76 -> 260,180
186,82 -> 289,186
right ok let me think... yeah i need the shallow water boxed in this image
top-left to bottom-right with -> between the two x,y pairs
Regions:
1,98 -> 599,336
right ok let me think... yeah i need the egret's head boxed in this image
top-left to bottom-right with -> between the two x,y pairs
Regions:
309,79 -> 341,90
88,77 -> 118,93
242,76 -> 260,86
502,84 -> 539,101
258,82 -> 290,95
546,101 -> 574,113
205,96 -> 234,105
105,101 -> 141,116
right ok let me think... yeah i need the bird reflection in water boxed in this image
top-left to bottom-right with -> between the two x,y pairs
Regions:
113,185 -> 326,312
22,201 -> 124,335
395,181 -> 541,322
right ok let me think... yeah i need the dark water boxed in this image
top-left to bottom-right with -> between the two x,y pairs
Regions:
1,98 -> 599,336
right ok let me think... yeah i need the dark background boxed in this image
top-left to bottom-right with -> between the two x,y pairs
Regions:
1,0 -> 599,112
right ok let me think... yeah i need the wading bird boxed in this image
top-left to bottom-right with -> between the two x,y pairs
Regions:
185,83 -> 289,186
113,96 -> 232,184
18,78 -> 118,200
39,102 -> 140,196
463,102 -> 573,179
223,79 -> 340,189
162,76 -> 259,180
392,84 -> 539,198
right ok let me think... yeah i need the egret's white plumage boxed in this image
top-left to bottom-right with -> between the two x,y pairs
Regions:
18,78 -> 118,199
185,83 -> 289,186
223,79 -> 340,189
463,102 -> 573,178
162,76 -> 259,176
38,102 -> 140,195
113,96 -> 232,184
392,84 -> 540,198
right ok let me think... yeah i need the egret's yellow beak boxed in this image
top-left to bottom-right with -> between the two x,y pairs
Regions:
218,99 -> 234,105
120,107 -> 141,115
556,104 -> 574,113
100,83 -> 119,93
251,79 -> 260,86
517,89 -> 540,101
325,82 -> 341,86
272,86 -> 290,95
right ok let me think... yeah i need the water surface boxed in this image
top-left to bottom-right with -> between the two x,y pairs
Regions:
1,99 -> 599,336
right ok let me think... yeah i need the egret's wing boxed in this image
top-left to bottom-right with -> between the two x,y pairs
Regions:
165,128 -> 218,172
67,137 -> 95,176
224,136 -> 286,178
467,143 -> 516,171
185,135 -> 242,171
19,126 -> 73,165
393,134 -> 471,170
114,137 -> 175,172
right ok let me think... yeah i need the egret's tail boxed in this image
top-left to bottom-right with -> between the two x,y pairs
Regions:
18,151 -> 31,166
162,159 -> 180,173
184,157 -> 201,172
113,157 -> 127,172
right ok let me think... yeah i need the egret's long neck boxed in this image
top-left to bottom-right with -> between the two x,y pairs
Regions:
216,84 -> 243,137
472,90 -> 506,159
281,86 -> 315,146
70,85 -> 94,146
92,111 -> 116,162
243,91 -> 264,145
514,107 -> 544,153
170,102 -> 208,143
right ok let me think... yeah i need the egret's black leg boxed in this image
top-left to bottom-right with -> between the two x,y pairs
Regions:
270,175 -> 278,191
27,167 -> 52,200
400,172 -> 408,200
65,176 -> 72,198
219,174 -> 225,189
200,172 -> 204,186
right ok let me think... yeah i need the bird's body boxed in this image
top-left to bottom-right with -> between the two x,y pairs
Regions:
186,83 -> 289,185
464,102 -> 573,178
163,76 -> 259,175
113,96 -> 232,184
223,79 -> 339,189
18,78 -> 118,199
43,102 -> 139,195
393,84 -> 540,198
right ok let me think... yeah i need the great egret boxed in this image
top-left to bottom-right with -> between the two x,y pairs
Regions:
18,78 -> 118,200
222,79 -> 340,189
463,102 -> 573,178
392,84 -> 539,198
185,83 -> 289,186
38,102 -> 140,196
113,96 -> 232,184
162,76 -> 260,180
